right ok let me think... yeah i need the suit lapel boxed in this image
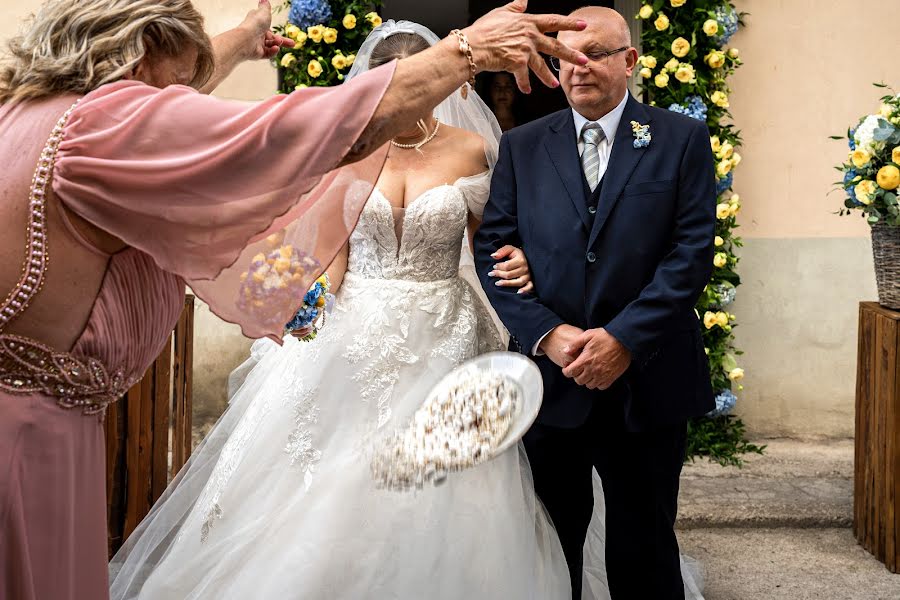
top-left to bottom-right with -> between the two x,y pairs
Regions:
588,95 -> 652,249
543,110 -> 591,231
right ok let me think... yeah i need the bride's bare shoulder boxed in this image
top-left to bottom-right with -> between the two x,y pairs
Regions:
439,124 -> 488,168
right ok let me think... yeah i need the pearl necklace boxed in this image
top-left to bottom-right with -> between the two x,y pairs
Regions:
390,119 -> 441,149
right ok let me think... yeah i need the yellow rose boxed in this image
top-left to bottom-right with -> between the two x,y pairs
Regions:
294,30 -> 308,47
671,37 -> 690,58
893,146 -> 900,164
639,67 -> 652,79
877,165 -> 900,191
731,152 -> 742,166
715,235 -> 724,247
323,27 -> 338,44
345,53 -> 356,66
730,193 -> 740,205
664,57 -> 679,72
639,55 -> 657,69
716,203 -> 731,219
855,180 -> 877,205
332,53 -> 347,69
638,4 -> 654,19
703,19 -> 719,36
705,50 -> 725,68
316,295 -> 326,308
307,25 -> 324,43
307,59 -> 323,78
343,14 -> 357,29
280,53 -> 297,68
710,136 -> 721,153
703,311 -> 718,329
366,12 -> 382,27
670,0 -> 686,6
654,72 -> 670,88
728,367 -> 745,382
284,24 -> 302,40
850,149 -> 871,168
711,90 -> 730,108
718,141 -> 734,159
728,48 -> 740,59
713,253 -> 728,268
654,13 -> 670,31
716,312 -> 729,327
880,103 -> 894,119
717,159 -> 733,177
674,63 -> 695,83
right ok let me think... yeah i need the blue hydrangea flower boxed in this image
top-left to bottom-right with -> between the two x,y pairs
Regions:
848,127 -> 856,151
288,0 -> 333,29
706,389 -> 737,418
844,168 -> 859,203
668,95 -> 708,122
716,171 -> 734,196
714,4 -> 739,46
711,282 -> 737,309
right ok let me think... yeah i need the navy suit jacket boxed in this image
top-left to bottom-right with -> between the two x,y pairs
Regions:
474,94 -> 717,432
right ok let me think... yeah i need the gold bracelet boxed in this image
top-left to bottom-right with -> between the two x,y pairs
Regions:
450,29 -> 476,100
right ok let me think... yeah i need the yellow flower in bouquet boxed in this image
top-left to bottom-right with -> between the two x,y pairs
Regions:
671,37 -> 690,58
639,67 -> 652,79
323,27 -> 338,44
728,367 -> 745,382
674,63 -> 696,84
716,159 -> 733,177
718,141 -> 734,159
880,103 -> 895,119
346,53 -> 356,66
714,253 -> 728,268
728,48 -> 740,59
711,91 -> 730,108
705,50 -> 726,69
366,12 -> 383,27
638,4 -> 653,19
308,59 -> 323,78
654,13 -> 670,31
855,180 -> 877,205
850,149 -> 871,168
664,57 -> 679,72
716,312 -> 730,327
307,25 -> 325,43
877,165 -> 900,191
893,146 -> 900,164
729,194 -> 741,215
710,135 -> 722,153
703,311 -> 718,329
343,14 -> 357,29
285,24 -> 302,40
280,53 -> 297,68
714,235 -> 724,247
731,152 -> 742,167
332,53 -> 348,69
654,72 -> 670,88
703,19 -> 719,36
639,55 -> 657,69
716,202 -> 731,219
670,0 -> 686,7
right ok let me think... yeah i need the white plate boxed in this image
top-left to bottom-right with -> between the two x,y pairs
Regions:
423,351 -> 543,458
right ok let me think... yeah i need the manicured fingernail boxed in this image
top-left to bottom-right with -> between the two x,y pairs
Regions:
551,79 -> 560,88
494,280 -> 503,286
576,19 -> 587,29
517,289 -> 525,294
488,271 -> 497,277
493,264 -> 500,270
491,252 -> 499,258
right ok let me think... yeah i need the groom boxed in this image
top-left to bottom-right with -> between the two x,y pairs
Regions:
474,6 -> 716,599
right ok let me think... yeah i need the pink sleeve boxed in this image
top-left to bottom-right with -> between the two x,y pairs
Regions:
52,64 -> 395,341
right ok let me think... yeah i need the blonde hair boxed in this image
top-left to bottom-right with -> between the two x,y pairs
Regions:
0,0 -> 215,104
369,32 -> 433,147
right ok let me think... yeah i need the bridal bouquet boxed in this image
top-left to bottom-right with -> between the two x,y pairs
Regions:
237,244 -> 322,327
833,85 -> 900,226
285,274 -> 333,341
274,0 -> 384,92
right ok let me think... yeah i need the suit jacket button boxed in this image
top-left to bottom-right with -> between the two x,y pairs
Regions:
586,252 -> 597,263
588,206 -> 597,215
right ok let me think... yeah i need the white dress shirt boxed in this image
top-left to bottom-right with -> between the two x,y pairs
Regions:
531,92 -> 630,356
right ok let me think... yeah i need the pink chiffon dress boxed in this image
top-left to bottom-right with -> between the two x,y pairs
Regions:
0,63 -> 394,600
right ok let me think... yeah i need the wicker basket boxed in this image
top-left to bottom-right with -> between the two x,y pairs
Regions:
872,224 -> 900,310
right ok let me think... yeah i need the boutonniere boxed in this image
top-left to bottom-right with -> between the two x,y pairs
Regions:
631,121 -> 651,148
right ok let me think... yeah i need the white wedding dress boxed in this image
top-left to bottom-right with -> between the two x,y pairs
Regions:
109,174 -> 703,600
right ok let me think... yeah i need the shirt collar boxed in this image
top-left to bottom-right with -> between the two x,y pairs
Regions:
572,91 -> 630,143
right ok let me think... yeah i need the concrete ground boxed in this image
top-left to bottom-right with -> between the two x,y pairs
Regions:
677,439 -> 900,599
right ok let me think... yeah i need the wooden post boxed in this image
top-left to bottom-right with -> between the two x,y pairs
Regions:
855,301 -> 900,572
105,294 -> 195,558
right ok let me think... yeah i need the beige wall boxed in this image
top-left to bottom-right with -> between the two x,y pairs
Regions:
1,0 -> 892,437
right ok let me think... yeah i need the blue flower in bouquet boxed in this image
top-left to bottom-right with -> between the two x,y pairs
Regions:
285,274 -> 331,339
848,127 -> 856,151
713,5 -> 739,46
716,171 -> 734,196
288,0 -> 333,30
707,389 -> 737,418
668,96 -> 708,122
712,282 -> 737,309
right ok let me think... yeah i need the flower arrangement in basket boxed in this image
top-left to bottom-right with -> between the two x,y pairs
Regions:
273,0 -> 384,92
833,85 -> 900,309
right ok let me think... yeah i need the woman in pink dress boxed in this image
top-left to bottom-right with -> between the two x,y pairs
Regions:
0,0 -> 587,598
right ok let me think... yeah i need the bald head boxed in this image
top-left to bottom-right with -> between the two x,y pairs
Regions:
567,6 -> 631,47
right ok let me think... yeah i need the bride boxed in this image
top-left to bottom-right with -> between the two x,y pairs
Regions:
110,21 -> 702,600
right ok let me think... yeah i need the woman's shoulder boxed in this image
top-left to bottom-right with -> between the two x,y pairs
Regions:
438,124 -> 487,163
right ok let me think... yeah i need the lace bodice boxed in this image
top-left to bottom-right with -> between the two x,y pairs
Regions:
347,175 -> 490,282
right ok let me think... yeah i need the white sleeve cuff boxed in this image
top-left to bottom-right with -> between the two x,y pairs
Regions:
532,329 -> 555,356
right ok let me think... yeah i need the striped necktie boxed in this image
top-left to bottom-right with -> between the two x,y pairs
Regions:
580,123 -> 605,192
